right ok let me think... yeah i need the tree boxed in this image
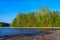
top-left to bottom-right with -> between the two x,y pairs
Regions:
26,12 -> 36,27
43,7 -> 52,27
10,18 -> 17,27
51,11 -> 57,27
35,7 -> 45,27
0,22 -> 10,27
55,16 -> 60,27
11,7 -> 60,27
35,12 -> 41,27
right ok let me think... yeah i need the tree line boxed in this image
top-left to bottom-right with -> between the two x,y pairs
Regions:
0,22 -> 10,27
10,7 -> 60,27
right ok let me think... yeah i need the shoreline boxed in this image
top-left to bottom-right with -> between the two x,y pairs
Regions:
0,27 -> 60,28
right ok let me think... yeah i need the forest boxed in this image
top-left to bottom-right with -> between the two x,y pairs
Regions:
0,22 -> 10,27
10,7 -> 60,27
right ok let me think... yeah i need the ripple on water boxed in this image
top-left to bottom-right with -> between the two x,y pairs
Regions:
0,28 -> 44,36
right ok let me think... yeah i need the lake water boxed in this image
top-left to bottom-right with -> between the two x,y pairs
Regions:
0,28 -> 44,37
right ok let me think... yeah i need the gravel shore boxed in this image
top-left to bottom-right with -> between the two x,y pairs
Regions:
1,30 -> 60,40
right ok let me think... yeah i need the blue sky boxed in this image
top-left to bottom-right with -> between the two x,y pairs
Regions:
0,0 -> 60,23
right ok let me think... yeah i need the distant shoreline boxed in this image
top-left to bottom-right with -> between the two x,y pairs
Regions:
0,27 -> 60,29
0,27 -> 60,30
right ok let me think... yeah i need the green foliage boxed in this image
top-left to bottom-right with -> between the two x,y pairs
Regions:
43,7 -> 52,27
0,22 -> 10,27
51,11 -> 57,27
10,18 -> 17,27
11,7 -> 60,27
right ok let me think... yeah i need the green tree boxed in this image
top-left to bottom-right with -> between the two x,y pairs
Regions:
35,7 -> 45,27
10,18 -> 17,27
35,12 -> 41,27
51,11 -> 57,27
43,7 -> 52,27
11,7 -> 60,27
26,12 -> 36,27
55,16 -> 60,27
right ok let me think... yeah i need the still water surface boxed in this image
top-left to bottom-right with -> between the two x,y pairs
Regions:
0,28 -> 44,36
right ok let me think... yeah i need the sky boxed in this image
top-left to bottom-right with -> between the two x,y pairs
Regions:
0,0 -> 60,23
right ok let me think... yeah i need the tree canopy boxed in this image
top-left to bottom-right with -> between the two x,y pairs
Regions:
11,7 -> 60,27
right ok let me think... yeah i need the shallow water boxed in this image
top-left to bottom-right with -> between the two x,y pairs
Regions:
0,28 -> 44,36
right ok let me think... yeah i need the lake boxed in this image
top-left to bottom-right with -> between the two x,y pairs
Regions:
0,28 -> 44,37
